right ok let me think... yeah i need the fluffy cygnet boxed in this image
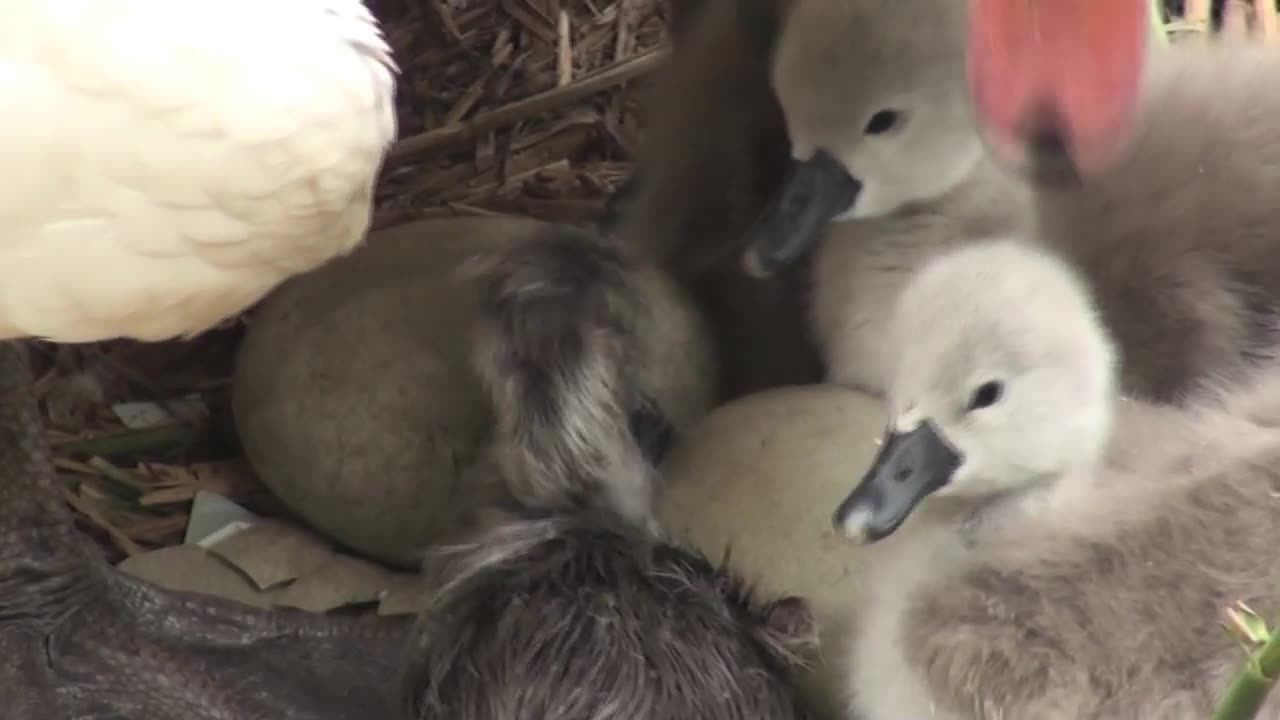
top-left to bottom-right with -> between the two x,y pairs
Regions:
832,238 -> 1280,720
1021,39 -> 1280,402
752,18 -> 1280,404
403,505 -> 822,719
740,0 -> 1033,396
466,223 -> 718,531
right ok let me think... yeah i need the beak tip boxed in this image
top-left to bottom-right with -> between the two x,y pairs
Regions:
832,503 -> 876,545
742,151 -> 861,278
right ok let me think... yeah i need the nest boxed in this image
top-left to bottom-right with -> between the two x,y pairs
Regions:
1167,0 -> 1280,37
46,0 -> 676,565
45,0 -> 1277,565
369,0 -> 674,230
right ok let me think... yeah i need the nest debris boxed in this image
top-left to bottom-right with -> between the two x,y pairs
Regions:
369,0 -> 673,230
45,0 -> 675,565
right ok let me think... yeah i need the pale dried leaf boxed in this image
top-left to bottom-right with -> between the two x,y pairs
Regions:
273,553 -> 417,613
206,518 -> 336,590
118,544 -> 275,609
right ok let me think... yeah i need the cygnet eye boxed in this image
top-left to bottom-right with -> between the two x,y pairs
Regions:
864,109 -> 902,135
967,380 -> 1004,411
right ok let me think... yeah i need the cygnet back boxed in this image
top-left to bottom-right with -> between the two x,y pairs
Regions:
1032,39 -> 1280,402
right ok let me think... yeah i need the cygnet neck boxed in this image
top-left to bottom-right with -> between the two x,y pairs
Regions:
922,460 -> 1099,551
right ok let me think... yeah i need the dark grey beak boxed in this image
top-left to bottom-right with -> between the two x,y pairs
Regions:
742,150 -> 861,278
831,421 -> 962,544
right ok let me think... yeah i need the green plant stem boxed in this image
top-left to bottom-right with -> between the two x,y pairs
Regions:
1213,629 -> 1280,720
52,423 -> 198,459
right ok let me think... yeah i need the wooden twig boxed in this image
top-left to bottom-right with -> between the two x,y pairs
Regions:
614,0 -> 636,61
1257,0 -> 1279,42
1222,0 -> 1251,37
557,10 -> 573,86
388,48 -> 669,160
118,513 -> 189,544
438,134 -> 588,200
446,159 -> 573,202
491,25 -> 514,67
442,202 -> 523,217
63,486 -> 145,556
443,74 -> 491,125
1185,0 -> 1214,36
429,0 -> 468,45
501,0 -> 557,44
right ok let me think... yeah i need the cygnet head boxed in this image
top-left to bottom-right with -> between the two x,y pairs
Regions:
744,0 -> 982,276
832,239 -> 1118,543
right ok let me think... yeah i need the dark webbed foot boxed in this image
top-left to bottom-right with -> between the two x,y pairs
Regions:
47,573 -> 412,718
0,341 -> 411,718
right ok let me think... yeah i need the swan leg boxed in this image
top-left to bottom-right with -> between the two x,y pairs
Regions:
0,340 -> 410,718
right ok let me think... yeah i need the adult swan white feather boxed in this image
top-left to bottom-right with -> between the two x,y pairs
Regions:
0,0 -> 398,342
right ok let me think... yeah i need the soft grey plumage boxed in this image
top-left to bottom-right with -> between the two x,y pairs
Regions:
746,7 -> 1280,405
402,220 -> 826,716
1025,38 -> 1280,402
832,239 -> 1280,720
740,0 -> 1034,396
466,223 -> 716,530
403,505 -> 822,719
613,0 -> 824,401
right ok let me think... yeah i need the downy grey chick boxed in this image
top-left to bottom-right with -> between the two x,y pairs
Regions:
740,0 -> 1034,396
831,239 -> 1280,720
466,223 -> 717,532
403,504 -> 822,719
1016,39 -> 1280,402
749,14 -> 1280,404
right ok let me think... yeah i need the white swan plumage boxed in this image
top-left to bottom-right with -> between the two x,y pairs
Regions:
0,0 -> 397,341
